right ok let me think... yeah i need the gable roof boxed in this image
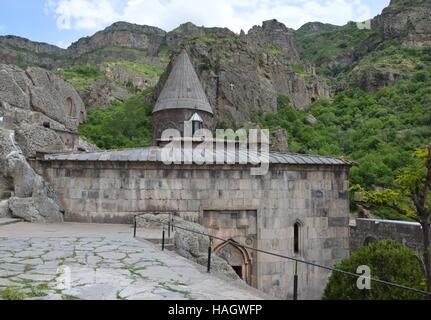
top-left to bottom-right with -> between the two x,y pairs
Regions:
153,49 -> 213,114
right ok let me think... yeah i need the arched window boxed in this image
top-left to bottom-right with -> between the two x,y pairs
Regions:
66,97 -> 73,116
294,221 -> 302,255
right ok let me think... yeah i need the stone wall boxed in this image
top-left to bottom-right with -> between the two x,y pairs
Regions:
34,160 -> 350,300
350,218 -> 424,255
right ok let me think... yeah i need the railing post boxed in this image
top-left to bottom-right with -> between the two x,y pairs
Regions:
162,224 -> 166,251
168,213 -> 171,238
133,216 -> 137,238
207,236 -> 212,273
293,260 -> 298,300
171,212 -> 175,233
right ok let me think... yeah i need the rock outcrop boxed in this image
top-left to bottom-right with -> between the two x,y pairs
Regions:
137,214 -> 241,280
153,30 -> 329,126
68,22 -> 166,58
0,129 -> 63,223
80,79 -> 129,109
305,114 -> 317,126
0,63 -> 92,223
0,64 -> 86,131
0,64 -> 88,158
372,0 -> 431,48
0,199 -> 10,217
270,128 -> 289,153
247,19 -> 300,65
0,36 -> 66,69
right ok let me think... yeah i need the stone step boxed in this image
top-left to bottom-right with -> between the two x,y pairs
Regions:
0,218 -> 23,227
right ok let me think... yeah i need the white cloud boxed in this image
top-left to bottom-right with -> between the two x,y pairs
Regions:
45,0 -> 376,33
0,25 -> 5,35
45,0 -> 122,30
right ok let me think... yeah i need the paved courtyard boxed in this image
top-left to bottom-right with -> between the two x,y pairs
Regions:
0,222 -> 266,300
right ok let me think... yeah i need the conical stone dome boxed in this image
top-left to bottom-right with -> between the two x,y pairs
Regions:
153,49 -> 213,114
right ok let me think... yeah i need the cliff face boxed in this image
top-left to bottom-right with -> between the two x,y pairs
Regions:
372,0 -> 431,48
0,64 -> 97,223
0,36 -> 66,69
0,64 -> 88,156
151,20 -> 329,125
247,19 -> 300,65
68,22 -> 167,58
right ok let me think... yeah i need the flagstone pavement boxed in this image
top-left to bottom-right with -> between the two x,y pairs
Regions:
0,222 -> 268,300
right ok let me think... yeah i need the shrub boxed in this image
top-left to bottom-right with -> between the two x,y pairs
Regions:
322,240 -> 427,300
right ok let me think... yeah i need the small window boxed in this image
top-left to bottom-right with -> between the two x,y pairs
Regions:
189,113 -> 203,135
192,120 -> 203,135
294,222 -> 301,255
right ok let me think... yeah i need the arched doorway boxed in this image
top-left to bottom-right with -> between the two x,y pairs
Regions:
214,240 -> 253,285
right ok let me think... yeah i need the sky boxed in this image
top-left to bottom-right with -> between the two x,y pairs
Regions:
0,0 -> 391,49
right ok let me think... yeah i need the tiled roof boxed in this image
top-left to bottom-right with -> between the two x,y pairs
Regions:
43,147 -> 352,166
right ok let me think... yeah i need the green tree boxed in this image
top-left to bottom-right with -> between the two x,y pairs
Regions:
352,143 -> 431,293
323,240 -> 427,300
79,91 -> 154,149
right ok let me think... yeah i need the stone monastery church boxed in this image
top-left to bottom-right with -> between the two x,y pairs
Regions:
33,49 -> 352,299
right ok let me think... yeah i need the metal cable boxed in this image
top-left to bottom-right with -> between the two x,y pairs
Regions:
134,213 -> 431,297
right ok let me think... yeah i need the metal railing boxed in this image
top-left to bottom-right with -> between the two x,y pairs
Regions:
133,212 -> 431,299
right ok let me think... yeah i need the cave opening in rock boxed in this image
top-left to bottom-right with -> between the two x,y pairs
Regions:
66,97 -> 73,116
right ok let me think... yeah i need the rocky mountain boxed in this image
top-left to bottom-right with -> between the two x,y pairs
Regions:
0,0 -> 428,122
0,18 -> 330,118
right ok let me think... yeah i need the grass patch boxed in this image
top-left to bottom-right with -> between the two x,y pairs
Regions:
159,282 -> 191,299
0,286 -> 26,300
123,265 -> 147,277
23,265 -> 35,272
108,61 -> 164,81
27,283 -> 49,298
